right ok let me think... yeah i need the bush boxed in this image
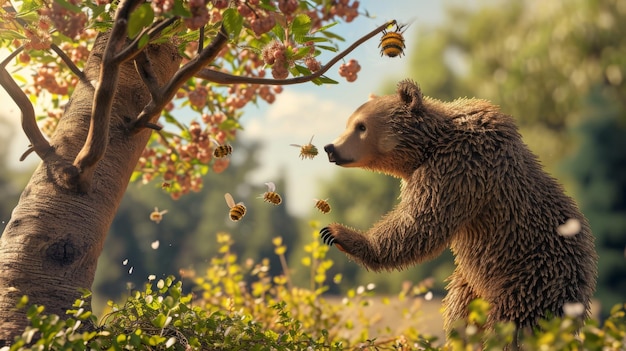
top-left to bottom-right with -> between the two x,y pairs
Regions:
5,227 -> 626,350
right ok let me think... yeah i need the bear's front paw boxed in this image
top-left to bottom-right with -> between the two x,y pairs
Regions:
320,227 -> 336,246
320,226 -> 347,252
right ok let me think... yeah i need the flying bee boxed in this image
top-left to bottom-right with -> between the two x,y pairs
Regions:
212,139 -> 233,158
379,22 -> 408,58
314,198 -> 331,214
149,207 -> 168,224
261,182 -> 282,205
290,135 -> 318,160
224,192 -> 246,221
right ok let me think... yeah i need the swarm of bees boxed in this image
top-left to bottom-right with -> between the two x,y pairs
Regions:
314,198 -> 331,214
291,135 -> 319,160
261,182 -> 282,205
212,139 -> 233,158
379,22 -> 407,58
224,193 -> 246,221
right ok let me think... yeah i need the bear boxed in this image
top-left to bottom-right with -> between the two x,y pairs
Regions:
320,79 -> 597,336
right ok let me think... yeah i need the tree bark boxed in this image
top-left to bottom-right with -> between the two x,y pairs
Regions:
0,33 -> 181,340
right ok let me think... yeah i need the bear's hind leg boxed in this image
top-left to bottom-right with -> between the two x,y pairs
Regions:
442,272 -> 477,333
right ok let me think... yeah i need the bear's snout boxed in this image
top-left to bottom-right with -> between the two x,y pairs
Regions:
324,144 -> 337,163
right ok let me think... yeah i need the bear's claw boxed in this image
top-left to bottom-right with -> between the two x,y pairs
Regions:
320,227 -> 335,246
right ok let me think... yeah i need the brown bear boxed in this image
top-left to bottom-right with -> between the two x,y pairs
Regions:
321,79 -> 597,335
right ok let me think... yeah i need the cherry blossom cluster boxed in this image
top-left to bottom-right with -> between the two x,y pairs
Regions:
38,1 -> 87,39
338,58 -> 361,82
305,0 -> 360,30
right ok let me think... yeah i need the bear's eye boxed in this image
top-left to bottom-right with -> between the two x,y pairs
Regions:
356,123 -> 366,132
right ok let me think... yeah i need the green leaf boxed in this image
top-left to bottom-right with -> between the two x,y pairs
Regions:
294,64 -> 311,76
321,30 -> 345,41
271,23 -> 285,42
218,119 -> 241,131
302,36 -> 331,43
0,30 -> 26,40
172,0 -> 191,17
312,76 -> 338,85
152,313 -> 167,328
315,21 -> 338,33
222,8 -> 243,39
128,3 -> 154,39
316,44 -> 338,52
290,14 -> 312,42
53,0 -> 82,13
137,33 -> 150,49
297,46 -> 315,60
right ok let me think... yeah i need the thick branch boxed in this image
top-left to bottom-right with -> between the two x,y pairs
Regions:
195,20 -> 397,86
71,0 -> 143,192
0,48 -> 53,161
131,24 -> 230,132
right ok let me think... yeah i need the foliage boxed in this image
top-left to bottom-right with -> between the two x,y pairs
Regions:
0,0 -> 365,197
561,87 -> 626,316
6,231 -> 626,351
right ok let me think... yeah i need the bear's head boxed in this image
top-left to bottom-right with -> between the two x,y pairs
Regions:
324,79 -> 443,179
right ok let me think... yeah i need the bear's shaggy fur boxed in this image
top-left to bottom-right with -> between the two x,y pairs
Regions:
321,79 -> 597,333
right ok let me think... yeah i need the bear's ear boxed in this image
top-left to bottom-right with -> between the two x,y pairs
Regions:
397,79 -> 424,114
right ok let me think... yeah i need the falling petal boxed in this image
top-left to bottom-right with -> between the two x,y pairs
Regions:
557,218 -> 581,237
151,240 -> 160,249
128,266 -> 133,274
425,291 -> 433,301
123,259 -> 129,265
563,302 -> 585,317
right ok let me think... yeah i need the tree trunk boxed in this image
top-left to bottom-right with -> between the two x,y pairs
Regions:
0,33 -> 181,341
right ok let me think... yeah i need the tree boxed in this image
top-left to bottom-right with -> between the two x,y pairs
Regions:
0,0 -> 390,340
561,87 -> 626,316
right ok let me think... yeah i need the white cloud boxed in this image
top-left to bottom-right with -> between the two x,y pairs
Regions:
245,89 -> 355,141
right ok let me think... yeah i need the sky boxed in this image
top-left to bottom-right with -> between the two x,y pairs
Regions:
0,1 -> 480,216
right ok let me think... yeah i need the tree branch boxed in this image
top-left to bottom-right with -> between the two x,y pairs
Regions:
50,44 -> 87,82
115,16 -> 179,64
194,20 -> 396,86
71,0 -> 143,192
131,24 -> 230,132
0,47 -> 53,161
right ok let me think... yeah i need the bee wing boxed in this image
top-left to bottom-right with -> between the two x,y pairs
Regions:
265,182 -> 276,192
308,135 -> 315,144
290,144 -> 302,148
224,193 -> 235,207
210,138 -> 220,147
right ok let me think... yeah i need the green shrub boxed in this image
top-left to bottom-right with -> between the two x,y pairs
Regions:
6,227 -> 626,350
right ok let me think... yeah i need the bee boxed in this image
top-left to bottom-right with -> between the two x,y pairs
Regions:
224,192 -> 246,221
149,207 -> 168,224
314,198 -> 331,214
161,182 -> 171,189
290,135 -> 318,160
212,139 -> 233,158
379,22 -> 407,58
261,182 -> 282,205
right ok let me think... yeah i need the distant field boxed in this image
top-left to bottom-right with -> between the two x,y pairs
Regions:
326,296 -> 602,345
326,295 -> 446,342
